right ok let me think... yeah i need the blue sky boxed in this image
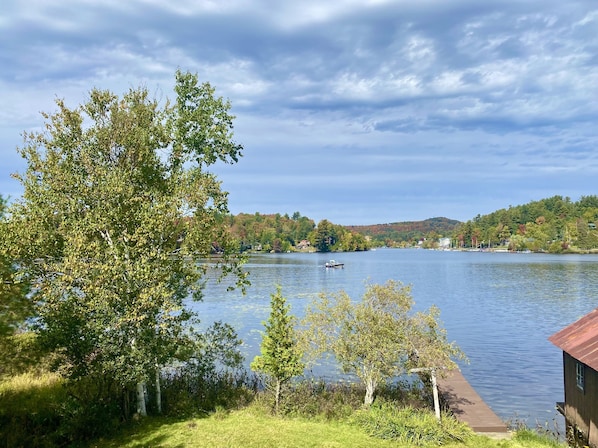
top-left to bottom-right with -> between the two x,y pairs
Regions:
1,1 -> 597,225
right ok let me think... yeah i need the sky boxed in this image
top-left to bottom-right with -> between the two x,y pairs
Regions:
1,1 -> 597,225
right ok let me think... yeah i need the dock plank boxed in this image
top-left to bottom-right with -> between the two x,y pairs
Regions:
437,369 -> 509,434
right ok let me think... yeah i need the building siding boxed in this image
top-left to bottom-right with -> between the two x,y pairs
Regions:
563,352 -> 598,448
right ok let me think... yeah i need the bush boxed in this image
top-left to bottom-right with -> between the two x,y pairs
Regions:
514,429 -> 564,447
55,376 -> 123,443
160,365 -> 258,416
0,366 -> 258,446
278,379 -> 364,419
0,372 -> 67,447
0,332 -> 53,378
350,402 -> 473,446
271,378 -> 428,421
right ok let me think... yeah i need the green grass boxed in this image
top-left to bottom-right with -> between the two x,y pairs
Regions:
0,372 -> 68,447
0,372 -> 566,448
91,406 -> 565,448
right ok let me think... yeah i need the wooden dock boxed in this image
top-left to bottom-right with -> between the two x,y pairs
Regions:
437,369 -> 510,436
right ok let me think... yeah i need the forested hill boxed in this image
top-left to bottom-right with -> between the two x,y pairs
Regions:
347,217 -> 461,245
226,195 -> 598,252
224,213 -> 458,252
453,195 -> 598,252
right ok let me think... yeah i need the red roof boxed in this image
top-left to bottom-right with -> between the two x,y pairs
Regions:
549,308 -> 598,372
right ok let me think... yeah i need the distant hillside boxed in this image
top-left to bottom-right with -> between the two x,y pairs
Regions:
452,195 -> 598,252
347,217 -> 461,245
225,213 -> 458,251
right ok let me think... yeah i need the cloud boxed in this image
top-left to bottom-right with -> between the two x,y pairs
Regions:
1,0 -> 597,224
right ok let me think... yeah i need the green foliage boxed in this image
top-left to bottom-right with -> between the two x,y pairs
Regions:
4,71 -> 246,413
0,196 -> 32,342
302,280 -> 465,406
0,373 -> 68,447
0,332 -> 52,378
160,366 -> 256,416
1,371 -> 565,448
196,321 -> 245,371
454,195 -> 598,252
0,365 -> 256,447
273,379 -> 365,419
275,379 -> 427,421
55,377 -> 123,443
226,212 -> 371,252
348,217 -> 461,247
313,219 -> 337,252
251,286 -> 304,412
87,409 -> 566,448
165,194 -> 598,251
94,408 -> 406,448
228,212 -> 315,252
0,321 -> 247,445
351,403 -> 473,446
160,319 -> 248,415
513,429 -> 564,447
0,372 -> 121,446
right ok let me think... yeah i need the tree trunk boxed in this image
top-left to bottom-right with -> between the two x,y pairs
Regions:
122,387 -> 130,420
136,382 -> 147,417
431,369 -> 440,421
274,379 -> 281,414
364,378 -> 376,406
155,364 -> 162,414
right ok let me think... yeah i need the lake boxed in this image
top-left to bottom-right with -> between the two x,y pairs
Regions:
192,248 -> 598,428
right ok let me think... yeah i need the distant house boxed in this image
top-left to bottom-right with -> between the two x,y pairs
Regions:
438,237 -> 451,249
549,308 -> 598,448
296,240 -> 311,250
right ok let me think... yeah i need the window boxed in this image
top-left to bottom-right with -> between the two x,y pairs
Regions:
576,362 -> 585,391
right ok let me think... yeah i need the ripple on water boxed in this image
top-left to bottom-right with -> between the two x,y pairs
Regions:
191,249 -> 598,427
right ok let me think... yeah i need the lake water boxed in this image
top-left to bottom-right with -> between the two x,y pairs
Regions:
192,248 -> 598,428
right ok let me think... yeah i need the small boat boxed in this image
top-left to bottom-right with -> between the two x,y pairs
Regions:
325,260 -> 344,268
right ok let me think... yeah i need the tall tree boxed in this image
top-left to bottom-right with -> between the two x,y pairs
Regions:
314,219 -> 336,252
302,280 -> 464,406
251,286 -> 304,413
0,195 -> 33,375
4,70 -> 246,416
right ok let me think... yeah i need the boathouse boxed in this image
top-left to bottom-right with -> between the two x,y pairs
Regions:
549,308 -> 598,448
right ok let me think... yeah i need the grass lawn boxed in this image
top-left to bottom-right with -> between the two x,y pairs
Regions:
1,371 -> 565,448
91,408 -> 564,448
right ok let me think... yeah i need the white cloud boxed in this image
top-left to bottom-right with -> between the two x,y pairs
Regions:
1,0 -> 597,224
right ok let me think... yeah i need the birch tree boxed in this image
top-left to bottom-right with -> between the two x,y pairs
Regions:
4,70 -> 246,416
302,280 -> 464,406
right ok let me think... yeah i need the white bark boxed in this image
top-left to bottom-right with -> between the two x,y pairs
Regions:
364,377 -> 376,406
136,382 -> 147,417
431,369 -> 441,421
410,367 -> 441,421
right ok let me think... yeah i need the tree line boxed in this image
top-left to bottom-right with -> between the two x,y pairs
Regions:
452,195 -> 598,252
225,213 -> 371,252
347,217 -> 461,247
226,194 -> 598,253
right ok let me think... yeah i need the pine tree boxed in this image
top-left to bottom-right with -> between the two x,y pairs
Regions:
251,286 -> 304,413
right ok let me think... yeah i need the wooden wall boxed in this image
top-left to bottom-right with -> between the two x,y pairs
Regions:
562,352 -> 598,448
